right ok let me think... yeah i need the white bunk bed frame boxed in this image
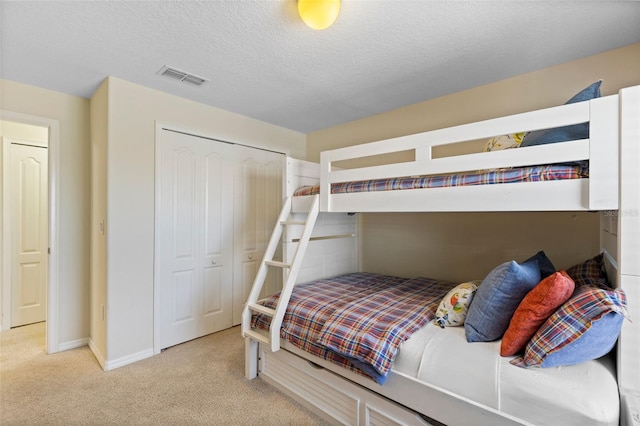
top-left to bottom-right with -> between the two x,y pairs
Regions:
244,85 -> 640,426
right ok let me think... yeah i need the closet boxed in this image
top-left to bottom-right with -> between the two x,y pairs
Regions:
157,129 -> 283,349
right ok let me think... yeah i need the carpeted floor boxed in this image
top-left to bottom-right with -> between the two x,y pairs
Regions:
0,323 -> 329,425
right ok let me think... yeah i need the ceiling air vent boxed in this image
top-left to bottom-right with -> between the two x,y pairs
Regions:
157,65 -> 209,87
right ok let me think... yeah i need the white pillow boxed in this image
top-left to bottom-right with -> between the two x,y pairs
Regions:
434,281 -> 480,328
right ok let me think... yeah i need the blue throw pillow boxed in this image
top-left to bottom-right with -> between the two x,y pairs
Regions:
464,259 -> 541,342
538,313 -> 623,367
512,285 -> 628,368
520,80 -> 602,147
524,250 -> 556,279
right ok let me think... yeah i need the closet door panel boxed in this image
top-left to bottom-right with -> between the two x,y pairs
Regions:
234,156 -> 261,327
203,153 -> 225,256
240,158 -> 259,253
159,131 -> 233,349
201,265 -> 226,334
159,142 -> 200,348
199,149 -> 233,334
173,148 -> 197,263
232,146 -> 284,325
172,270 -> 196,323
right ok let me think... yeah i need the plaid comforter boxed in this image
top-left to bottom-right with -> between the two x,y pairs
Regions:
293,164 -> 588,196
251,273 -> 456,384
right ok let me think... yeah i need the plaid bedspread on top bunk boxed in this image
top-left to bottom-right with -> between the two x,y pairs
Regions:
251,272 -> 456,384
293,163 -> 588,196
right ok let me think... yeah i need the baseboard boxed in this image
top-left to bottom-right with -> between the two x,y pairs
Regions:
88,338 -> 107,370
58,337 -> 89,352
88,339 -> 154,371
104,347 -> 154,371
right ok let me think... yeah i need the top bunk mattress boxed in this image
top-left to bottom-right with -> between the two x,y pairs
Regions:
293,163 -> 587,196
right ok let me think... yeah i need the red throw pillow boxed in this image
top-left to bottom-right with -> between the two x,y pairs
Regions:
500,271 -> 575,356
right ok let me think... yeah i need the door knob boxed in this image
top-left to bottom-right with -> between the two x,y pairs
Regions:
211,260 -> 217,265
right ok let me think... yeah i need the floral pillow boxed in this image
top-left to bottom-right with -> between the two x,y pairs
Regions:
434,281 -> 480,328
484,132 -> 526,152
481,132 -> 525,172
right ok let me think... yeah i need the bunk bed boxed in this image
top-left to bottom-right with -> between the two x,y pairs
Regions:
242,85 -> 640,426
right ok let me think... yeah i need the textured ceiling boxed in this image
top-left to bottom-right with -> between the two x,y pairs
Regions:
2,1 -> 639,133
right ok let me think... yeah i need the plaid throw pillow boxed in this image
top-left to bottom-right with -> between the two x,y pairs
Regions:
512,285 -> 628,368
566,253 -> 609,288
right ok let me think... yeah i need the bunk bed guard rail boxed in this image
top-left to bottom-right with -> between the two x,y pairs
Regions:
319,95 -> 619,212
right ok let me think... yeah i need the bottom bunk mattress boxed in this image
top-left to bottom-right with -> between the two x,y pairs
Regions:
250,272 -> 619,426
393,325 -> 618,426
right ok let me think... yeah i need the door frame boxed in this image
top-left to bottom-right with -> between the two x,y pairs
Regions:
1,110 -> 60,354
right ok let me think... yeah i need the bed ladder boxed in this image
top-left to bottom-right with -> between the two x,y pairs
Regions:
241,194 -> 320,352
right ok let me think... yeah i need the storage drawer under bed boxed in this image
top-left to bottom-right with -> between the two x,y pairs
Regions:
258,343 -> 437,426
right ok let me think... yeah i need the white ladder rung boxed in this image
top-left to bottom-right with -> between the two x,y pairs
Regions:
242,195 -> 320,353
281,220 -> 305,226
247,303 -> 276,317
265,260 -> 291,268
243,329 -> 271,346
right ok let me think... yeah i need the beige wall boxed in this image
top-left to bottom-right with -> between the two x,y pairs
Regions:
307,43 -> 640,281
1,121 -> 48,142
0,79 -> 91,345
95,77 -> 305,363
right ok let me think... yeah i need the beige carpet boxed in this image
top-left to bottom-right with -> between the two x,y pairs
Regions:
0,323 -> 329,425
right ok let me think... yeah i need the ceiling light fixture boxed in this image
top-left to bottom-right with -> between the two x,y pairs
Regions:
298,0 -> 340,30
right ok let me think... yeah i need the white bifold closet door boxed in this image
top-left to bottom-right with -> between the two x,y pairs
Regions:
158,130 -> 282,349
232,145 -> 283,325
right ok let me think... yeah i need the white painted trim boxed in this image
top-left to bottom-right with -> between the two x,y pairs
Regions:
92,341 -> 153,372
103,347 -> 154,371
153,122 -> 162,355
58,337 -> 89,352
0,110 -> 60,355
88,338 -> 107,370
154,122 -> 290,156
2,137 -> 10,332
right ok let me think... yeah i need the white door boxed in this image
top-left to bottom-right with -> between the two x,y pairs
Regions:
10,142 -> 48,327
158,131 -> 234,349
232,145 -> 283,325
